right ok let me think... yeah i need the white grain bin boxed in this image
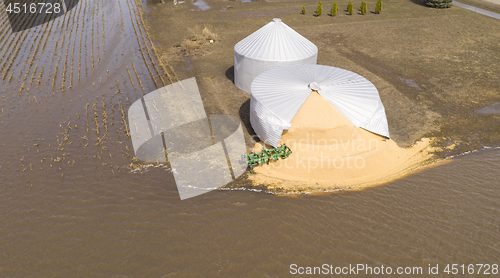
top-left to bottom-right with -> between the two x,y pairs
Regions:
234,18 -> 318,93
250,64 -> 390,147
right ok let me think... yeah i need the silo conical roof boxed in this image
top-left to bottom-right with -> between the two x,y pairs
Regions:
234,18 -> 318,61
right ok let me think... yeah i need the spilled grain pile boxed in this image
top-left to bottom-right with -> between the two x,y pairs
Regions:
250,91 -> 434,192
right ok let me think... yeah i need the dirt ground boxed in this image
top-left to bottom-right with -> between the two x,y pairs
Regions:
141,0 -> 500,191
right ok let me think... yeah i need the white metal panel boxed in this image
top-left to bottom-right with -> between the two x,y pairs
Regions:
235,54 -> 317,93
250,64 -> 390,146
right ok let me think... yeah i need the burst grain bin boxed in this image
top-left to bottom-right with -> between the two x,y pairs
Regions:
249,64 -> 391,147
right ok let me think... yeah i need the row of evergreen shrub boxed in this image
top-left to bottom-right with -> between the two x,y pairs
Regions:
302,0 -> 383,16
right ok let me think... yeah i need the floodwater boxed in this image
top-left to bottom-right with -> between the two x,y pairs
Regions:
182,56 -> 194,71
190,0 -> 211,11
476,102 -> 500,114
0,0 -> 499,276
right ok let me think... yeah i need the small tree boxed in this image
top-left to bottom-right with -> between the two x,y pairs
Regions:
331,2 -> 338,16
360,1 -> 367,14
301,5 -> 306,14
315,1 -> 323,16
347,2 -> 353,15
375,0 -> 382,13
424,0 -> 452,8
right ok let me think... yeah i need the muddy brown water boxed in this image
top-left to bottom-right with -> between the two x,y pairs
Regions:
1,147 -> 499,276
1,0 -> 499,276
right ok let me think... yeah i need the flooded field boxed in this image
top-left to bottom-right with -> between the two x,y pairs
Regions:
0,0 -> 174,190
0,0 -> 499,276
